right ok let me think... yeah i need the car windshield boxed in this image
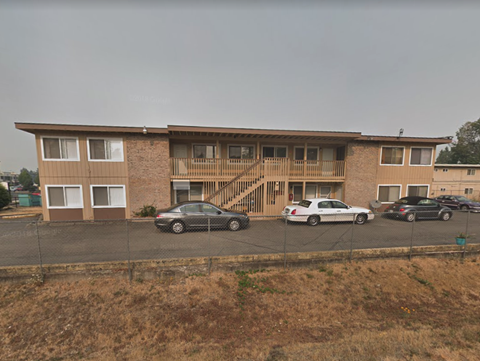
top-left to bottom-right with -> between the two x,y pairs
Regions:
298,200 -> 312,208
456,196 -> 470,202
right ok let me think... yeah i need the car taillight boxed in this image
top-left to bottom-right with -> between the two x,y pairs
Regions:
399,208 -> 405,212
291,209 -> 296,215
156,214 -> 162,218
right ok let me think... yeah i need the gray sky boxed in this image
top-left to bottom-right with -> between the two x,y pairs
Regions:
1,2 -> 480,172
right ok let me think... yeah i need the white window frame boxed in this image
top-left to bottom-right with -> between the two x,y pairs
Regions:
41,136 -> 80,161
409,147 -> 433,166
227,144 -> 256,160
465,188 -> 473,195
87,137 -> 124,162
407,184 -> 430,197
90,185 -> 126,208
377,184 -> 402,204
45,185 -> 83,209
380,146 -> 405,166
467,169 -> 476,176
261,145 -> 288,158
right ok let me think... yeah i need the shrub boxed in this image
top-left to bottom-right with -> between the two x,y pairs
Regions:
135,204 -> 157,217
0,184 -> 11,209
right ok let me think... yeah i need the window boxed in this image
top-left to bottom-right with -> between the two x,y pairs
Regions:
418,199 -> 437,206
228,145 -> 254,159
88,138 -> 123,161
331,201 -> 348,209
46,185 -> 82,208
407,185 -> 429,197
320,186 -> 332,198
174,184 -> 203,203
410,148 -> 432,166
91,186 -> 126,207
263,146 -> 287,158
380,147 -> 404,165
42,137 -> 79,161
440,188 -> 446,191
193,145 -> 216,158
467,169 -> 476,176
378,185 -> 401,203
201,204 -> 219,213
465,188 -> 473,195
443,169 -> 448,172
181,204 -> 201,213
318,201 -> 332,209
294,147 -> 318,161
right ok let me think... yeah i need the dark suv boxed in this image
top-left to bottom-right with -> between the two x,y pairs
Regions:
435,195 -> 480,212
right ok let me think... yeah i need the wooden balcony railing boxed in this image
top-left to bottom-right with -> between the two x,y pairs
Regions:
170,158 -> 345,180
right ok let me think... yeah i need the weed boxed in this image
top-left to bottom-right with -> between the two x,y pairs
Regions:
306,273 -> 314,279
235,269 -> 284,309
326,269 -> 334,277
188,273 -> 206,277
135,204 -> 157,217
135,277 -> 144,283
318,265 -> 327,272
411,275 -> 434,289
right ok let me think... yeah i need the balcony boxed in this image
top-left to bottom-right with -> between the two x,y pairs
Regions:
170,158 -> 346,181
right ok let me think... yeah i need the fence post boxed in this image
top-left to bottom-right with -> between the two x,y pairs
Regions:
409,213 -> 416,261
35,220 -> 44,280
208,217 -> 211,275
463,210 -> 470,259
125,219 -> 132,283
349,214 -> 355,262
284,217 -> 287,270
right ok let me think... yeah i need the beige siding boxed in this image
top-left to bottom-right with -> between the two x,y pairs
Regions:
432,166 -> 480,200
36,132 -> 129,221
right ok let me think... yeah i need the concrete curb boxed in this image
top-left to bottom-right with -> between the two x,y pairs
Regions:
0,214 -> 41,219
1,244 -> 478,283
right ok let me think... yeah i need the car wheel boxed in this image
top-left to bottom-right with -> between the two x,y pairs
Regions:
228,218 -> 241,231
440,212 -> 451,221
355,214 -> 367,225
460,205 -> 469,211
171,220 -> 185,234
405,212 -> 416,222
307,215 -> 320,226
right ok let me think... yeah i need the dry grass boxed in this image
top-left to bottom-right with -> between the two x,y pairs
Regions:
2,257 -> 480,360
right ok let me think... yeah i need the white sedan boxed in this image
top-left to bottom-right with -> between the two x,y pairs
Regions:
282,198 -> 375,225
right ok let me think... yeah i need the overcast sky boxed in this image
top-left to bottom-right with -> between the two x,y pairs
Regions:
1,2 -> 479,172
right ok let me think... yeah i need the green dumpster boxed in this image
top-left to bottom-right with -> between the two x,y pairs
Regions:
18,194 -> 42,207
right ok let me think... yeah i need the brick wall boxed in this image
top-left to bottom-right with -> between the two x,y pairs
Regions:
344,141 -> 379,208
126,134 -> 170,216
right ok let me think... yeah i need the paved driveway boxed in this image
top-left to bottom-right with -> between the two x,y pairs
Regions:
0,211 -> 478,267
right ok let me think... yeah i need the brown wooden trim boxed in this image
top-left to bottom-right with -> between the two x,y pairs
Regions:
358,135 -> 452,144
49,209 -> 84,221
15,123 -> 168,134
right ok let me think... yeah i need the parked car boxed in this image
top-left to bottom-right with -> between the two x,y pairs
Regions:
154,201 -> 250,234
281,198 -> 374,225
435,195 -> 480,212
384,196 -> 452,222
10,185 -> 23,192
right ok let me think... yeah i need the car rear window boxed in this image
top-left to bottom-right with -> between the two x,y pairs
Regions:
298,200 -> 312,208
395,199 -> 410,204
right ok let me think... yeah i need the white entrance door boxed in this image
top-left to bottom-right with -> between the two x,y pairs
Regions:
173,144 -> 188,175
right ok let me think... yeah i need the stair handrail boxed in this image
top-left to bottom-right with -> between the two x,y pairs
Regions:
204,159 -> 262,203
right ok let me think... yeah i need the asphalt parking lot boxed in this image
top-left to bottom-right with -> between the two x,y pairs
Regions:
0,211 -> 478,267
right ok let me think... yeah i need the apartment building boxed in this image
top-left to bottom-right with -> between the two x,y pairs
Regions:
15,123 -> 451,221
432,164 -> 480,200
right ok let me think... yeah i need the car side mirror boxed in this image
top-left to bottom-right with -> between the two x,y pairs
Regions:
217,210 -> 222,215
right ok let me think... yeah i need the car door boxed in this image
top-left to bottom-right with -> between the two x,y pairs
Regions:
442,196 -> 457,209
180,204 -> 205,227
316,200 -> 335,222
201,203 -> 225,228
416,199 -> 438,218
330,200 -> 352,222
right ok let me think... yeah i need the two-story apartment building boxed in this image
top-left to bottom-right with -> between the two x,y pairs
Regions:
15,123 -> 451,221
432,164 -> 480,200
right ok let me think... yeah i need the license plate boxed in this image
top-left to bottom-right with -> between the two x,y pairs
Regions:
389,210 -> 393,213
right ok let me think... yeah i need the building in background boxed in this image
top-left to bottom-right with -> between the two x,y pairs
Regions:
432,164 -> 480,200
16,122 -> 451,221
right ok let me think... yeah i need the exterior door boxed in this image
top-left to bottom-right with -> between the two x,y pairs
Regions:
173,144 -> 188,175
322,148 -> 334,176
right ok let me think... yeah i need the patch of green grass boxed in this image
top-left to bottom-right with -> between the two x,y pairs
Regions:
235,269 -> 285,309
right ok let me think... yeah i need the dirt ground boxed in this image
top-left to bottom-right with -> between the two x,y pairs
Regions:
2,257 -> 480,360
0,206 -> 42,218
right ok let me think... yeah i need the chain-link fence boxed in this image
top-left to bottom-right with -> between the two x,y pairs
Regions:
1,210 -> 478,279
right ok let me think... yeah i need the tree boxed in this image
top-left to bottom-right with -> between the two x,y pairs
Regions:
18,169 -> 34,191
436,118 -> 480,164
0,184 -> 11,209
